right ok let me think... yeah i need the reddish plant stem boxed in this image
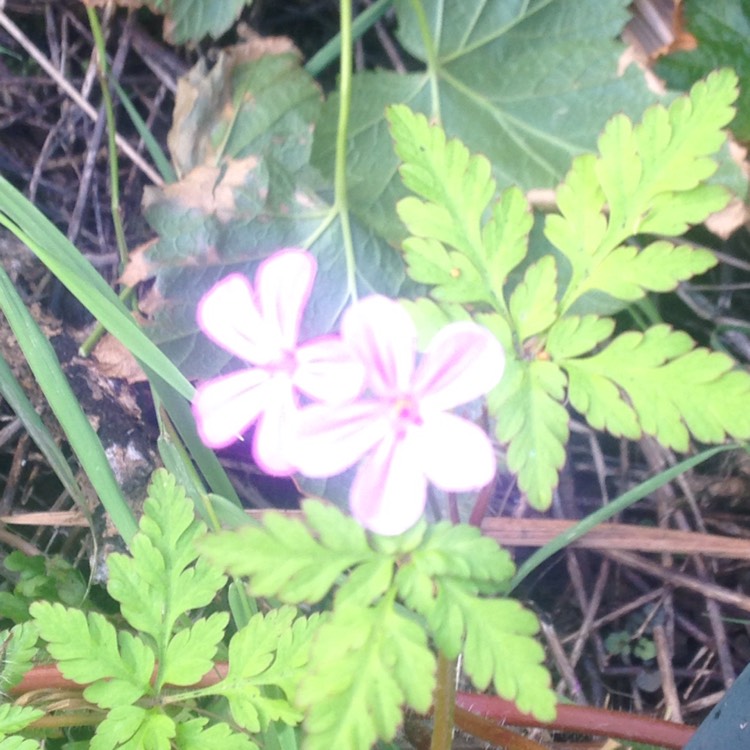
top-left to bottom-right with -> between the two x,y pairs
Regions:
455,692 -> 696,749
453,707 -> 549,750
13,665 -> 696,748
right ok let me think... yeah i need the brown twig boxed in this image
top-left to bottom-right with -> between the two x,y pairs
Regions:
0,9 -> 162,185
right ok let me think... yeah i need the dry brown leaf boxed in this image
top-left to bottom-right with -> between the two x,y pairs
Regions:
618,45 -> 668,95
143,155 -> 262,223
92,334 -> 148,383
137,284 -> 167,317
623,0 -> 696,62
667,0 -> 698,53
120,239 -> 158,287
233,23 -> 299,62
168,33 -> 301,176
705,198 -> 749,240
706,140 -> 750,239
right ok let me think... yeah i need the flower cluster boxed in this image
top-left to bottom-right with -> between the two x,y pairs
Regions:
193,249 -> 504,535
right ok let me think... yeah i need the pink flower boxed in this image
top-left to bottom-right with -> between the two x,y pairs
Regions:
292,296 -> 505,535
192,249 -> 364,475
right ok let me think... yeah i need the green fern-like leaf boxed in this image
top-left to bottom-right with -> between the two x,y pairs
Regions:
455,586 -> 555,721
175,718 -> 258,750
398,570 -> 553,721
548,68 -> 737,313
388,104 -> 532,309
104,470 -> 228,695
573,240 -> 716,303
0,623 -> 38,691
600,71 -> 736,235
0,706 -> 43,738
29,602 -> 153,708
89,705 -> 175,750
106,470 -> 227,646
391,528 -> 554,721
508,256 -> 559,341
390,71 -> 742,512
211,606 -> 318,732
297,601 -> 436,750
0,736 -> 42,750
395,521 -> 515,615
161,612 -> 229,687
402,521 -> 515,585
200,500 -> 379,603
389,104 -> 495,256
30,471 -> 247,749
545,315 -> 615,360
563,325 -> 750,449
490,357 -> 570,509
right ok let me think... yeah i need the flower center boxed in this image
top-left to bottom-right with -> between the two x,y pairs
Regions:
392,395 -> 422,433
269,349 -> 298,377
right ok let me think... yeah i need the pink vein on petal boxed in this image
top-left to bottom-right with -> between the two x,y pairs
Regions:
256,249 -> 316,350
350,432 -> 427,536
414,322 -> 505,412
192,369 -> 272,448
342,296 -> 416,396
197,274 -> 278,364
292,401 -> 389,477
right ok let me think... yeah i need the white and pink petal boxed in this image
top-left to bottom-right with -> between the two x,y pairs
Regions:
349,433 -> 427,535
252,379 -> 301,476
294,336 -> 365,402
416,412 -> 496,492
197,274 -> 282,366
414,322 -> 505,411
342,296 -> 417,396
192,368 -> 272,448
256,249 -> 316,350
292,401 -> 389,477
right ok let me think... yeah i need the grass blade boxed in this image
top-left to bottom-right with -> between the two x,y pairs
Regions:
0,267 -> 138,543
0,177 -> 193,401
509,443 -> 739,591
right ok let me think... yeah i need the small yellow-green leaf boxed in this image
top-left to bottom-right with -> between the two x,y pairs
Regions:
546,315 -> 615,360
298,602 -> 436,750
491,359 -> 569,509
482,186 -> 533,301
568,325 -> 750,451
575,240 -> 717,302
509,256 -> 558,341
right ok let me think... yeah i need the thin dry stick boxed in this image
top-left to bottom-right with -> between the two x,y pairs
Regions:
560,588 -> 664,644
69,7 -> 134,246
640,439 -> 736,688
682,647 -> 715,704
564,551 -> 609,692
481,517 -> 750,560
603,549 -> 750,613
654,623 -> 683,723
9,509 -> 750,561
620,567 -> 713,648
0,9 -> 162,185
683,689 -> 726,715
568,558 -> 610,669
539,617 -> 586,703
0,525 -> 43,555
